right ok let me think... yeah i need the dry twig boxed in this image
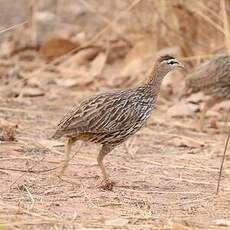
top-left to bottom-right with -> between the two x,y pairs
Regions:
0,21 -> 28,34
216,0 -> 230,195
216,126 -> 230,194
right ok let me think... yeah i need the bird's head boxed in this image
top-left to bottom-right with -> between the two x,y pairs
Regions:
154,55 -> 184,76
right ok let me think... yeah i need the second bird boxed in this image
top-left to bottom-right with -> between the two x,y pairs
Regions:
52,55 -> 184,189
185,51 -> 230,131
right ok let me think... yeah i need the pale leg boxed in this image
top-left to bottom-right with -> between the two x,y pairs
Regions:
59,137 -> 77,176
97,144 -> 114,180
97,144 -> 115,190
197,97 -> 220,131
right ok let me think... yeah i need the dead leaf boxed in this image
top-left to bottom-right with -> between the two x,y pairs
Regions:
172,136 -> 205,148
167,101 -> 198,117
39,38 -> 79,61
0,119 -> 18,141
105,218 -> 129,227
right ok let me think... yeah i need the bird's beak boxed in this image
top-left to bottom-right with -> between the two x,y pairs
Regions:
177,62 -> 185,70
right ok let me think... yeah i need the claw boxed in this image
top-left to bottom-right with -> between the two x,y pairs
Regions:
58,163 -> 68,177
97,179 -> 115,191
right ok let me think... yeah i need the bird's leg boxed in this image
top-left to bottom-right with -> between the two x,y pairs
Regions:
97,144 -> 115,190
59,137 -> 77,176
97,145 -> 111,180
197,97 -> 219,132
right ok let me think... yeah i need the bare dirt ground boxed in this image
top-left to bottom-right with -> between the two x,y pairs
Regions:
0,0 -> 230,229
1,79 -> 230,229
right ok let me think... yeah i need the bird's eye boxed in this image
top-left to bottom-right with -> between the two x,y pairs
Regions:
167,60 -> 178,65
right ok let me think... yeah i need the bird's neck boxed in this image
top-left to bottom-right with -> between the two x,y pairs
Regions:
144,67 -> 167,96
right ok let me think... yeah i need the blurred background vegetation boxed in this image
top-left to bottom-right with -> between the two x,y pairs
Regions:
0,0 -> 229,116
0,0 -> 229,62
0,0 -> 229,107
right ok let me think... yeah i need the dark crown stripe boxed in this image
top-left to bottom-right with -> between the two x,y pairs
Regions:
158,55 -> 175,62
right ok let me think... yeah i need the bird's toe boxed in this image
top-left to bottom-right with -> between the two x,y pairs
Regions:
97,179 -> 115,191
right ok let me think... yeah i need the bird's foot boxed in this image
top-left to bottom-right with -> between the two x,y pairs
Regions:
57,164 -> 68,178
97,178 -> 115,191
